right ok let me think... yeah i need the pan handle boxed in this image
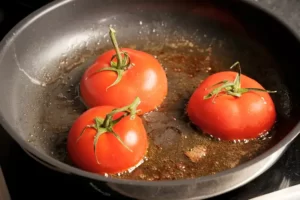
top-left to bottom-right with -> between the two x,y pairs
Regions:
0,167 -> 11,200
23,149 -> 71,175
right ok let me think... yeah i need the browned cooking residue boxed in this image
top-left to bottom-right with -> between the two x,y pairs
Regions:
185,145 -> 207,163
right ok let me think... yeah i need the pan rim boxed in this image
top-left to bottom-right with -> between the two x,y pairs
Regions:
0,0 -> 299,188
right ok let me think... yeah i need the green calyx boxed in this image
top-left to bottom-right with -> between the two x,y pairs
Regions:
96,27 -> 132,90
76,97 -> 141,164
204,61 -> 277,103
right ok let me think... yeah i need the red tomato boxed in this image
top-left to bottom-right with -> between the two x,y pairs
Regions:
67,105 -> 148,175
187,64 -> 276,140
80,29 -> 167,114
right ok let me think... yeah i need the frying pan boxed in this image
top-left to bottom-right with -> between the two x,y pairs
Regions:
0,0 -> 300,199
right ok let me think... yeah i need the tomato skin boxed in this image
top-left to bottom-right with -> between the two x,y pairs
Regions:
187,71 -> 276,140
80,48 -> 168,114
67,106 -> 148,175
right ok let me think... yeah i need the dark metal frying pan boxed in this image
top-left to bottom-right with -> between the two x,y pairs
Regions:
1,0 -> 300,199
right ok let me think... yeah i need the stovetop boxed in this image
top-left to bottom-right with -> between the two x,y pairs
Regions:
0,1 -> 300,200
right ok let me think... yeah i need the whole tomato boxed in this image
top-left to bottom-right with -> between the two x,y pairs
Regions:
187,62 -> 277,140
67,97 -> 148,175
80,28 -> 167,114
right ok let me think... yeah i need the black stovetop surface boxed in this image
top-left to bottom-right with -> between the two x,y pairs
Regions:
0,1 -> 300,200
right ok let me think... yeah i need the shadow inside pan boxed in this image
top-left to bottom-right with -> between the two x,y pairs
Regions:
1,0 -> 300,182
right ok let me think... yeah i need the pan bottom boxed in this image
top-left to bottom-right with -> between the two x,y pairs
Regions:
25,31 -> 285,181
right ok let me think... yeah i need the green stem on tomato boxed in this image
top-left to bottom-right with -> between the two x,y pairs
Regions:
204,61 -> 277,103
76,97 -> 141,164
102,97 -> 141,128
109,28 -> 123,69
92,28 -> 132,90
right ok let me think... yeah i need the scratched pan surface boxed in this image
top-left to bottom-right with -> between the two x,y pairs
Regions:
0,0 -> 300,199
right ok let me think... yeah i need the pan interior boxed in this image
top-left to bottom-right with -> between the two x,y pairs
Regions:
1,0 -> 300,181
